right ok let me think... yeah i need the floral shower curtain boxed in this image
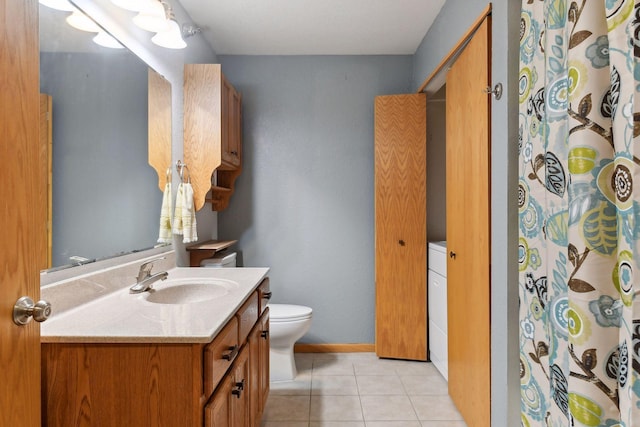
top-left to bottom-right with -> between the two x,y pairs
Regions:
519,1 -> 640,426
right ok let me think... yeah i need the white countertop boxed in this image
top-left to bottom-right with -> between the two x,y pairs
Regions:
41,267 -> 269,344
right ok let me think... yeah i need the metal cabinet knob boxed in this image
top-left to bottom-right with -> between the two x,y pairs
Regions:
13,296 -> 52,326
449,251 -> 456,259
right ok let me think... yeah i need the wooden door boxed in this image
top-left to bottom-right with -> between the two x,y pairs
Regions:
446,17 -> 491,427
0,0 -> 42,425
374,93 -> 427,361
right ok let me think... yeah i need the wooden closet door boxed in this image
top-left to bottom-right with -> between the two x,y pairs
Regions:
374,93 -> 427,361
446,17 -> 491,427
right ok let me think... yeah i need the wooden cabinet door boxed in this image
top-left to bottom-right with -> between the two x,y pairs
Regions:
0,0 -> 42,425
445,17 -> 491,427
374,93 -> 427,361
221,77 -> 241,169
258,312 -> 269,415
248,311 -> 269,427
205,375 -> 233,427
231,347 -> 250,427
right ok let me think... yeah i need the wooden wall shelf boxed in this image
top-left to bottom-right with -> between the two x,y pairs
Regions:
186,239 -> 237,267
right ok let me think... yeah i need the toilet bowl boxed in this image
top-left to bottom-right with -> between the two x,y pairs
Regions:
268,303 -> 312,382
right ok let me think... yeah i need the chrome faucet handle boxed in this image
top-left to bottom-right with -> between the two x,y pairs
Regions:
136,256 -> 166,282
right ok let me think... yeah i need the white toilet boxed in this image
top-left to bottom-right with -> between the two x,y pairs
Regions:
268,303 -> 312,382
200,254 -> 312,381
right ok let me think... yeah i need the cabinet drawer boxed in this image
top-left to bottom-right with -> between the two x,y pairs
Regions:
204,316 -> 239,397
257,278 -> 271,314
237,291 -> 259,344
428,244 -> 447,276
428,270 -> 447,332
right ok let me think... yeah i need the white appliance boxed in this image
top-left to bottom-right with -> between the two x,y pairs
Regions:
428,241 -> 448,380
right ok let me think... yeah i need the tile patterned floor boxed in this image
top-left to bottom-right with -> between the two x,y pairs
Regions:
261,352 -> 467,427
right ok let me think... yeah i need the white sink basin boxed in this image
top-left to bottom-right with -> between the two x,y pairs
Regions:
144,278 -> 238,305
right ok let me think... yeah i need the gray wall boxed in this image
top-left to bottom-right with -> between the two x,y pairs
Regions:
218,55 -> 413,343
412,1 -> 521,426
40,51 -> 159,267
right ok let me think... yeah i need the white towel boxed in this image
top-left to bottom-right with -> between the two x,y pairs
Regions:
181,182 -> 198,243
173,182 -> 198,243
173,183 -> 184,236
157,182 -> 173,243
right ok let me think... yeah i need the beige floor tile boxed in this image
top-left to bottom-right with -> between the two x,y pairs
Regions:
310,395 -> 364,421
309,422 -> 365,427
400,374 -> 448,395
311,352 -> 377,361
296,354 -> 315,374
393,361 -> 440,377
261,422 -> 309,427
353,359 -> 403,375
312,375 -> 359,395
262,395 -> 311,421
410,395 -> 464,421
313,358 -> 355,375
270,375 -> 312,395
420,421 -> 467,427
366,422 -> 422,427
360,395 -> 418,421
356,375 -> 405,395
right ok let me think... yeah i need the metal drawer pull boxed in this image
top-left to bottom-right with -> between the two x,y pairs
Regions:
232,379 -> 245,398
260,330 -> 269,339
221,345 -> 239,361
262,291 -> 272,299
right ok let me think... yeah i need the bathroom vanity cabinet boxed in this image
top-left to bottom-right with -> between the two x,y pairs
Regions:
184,63 -> 243,211
41,278 -> 271,427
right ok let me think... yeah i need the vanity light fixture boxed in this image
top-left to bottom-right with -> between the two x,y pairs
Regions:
132,0 -> 171,33
93,31 -> 125,49
39,0 -> 74,12
110,0 -> 153,12
66,9 -> 101,33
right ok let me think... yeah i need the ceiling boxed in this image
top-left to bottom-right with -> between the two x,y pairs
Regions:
178,0 -> 447,55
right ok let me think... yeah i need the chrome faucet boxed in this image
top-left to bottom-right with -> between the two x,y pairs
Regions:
130,257 -> 168,294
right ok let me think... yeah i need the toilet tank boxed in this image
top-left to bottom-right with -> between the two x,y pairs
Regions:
200,252 -> 237,268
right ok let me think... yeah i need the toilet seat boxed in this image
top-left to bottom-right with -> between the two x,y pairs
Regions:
268,304 -> 312,322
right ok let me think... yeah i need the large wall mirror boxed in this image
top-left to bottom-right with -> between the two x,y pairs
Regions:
39,3 -> 172,271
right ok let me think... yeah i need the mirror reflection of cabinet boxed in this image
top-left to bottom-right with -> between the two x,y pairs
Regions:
148,69 -> 173,191
184,64 -> 243,212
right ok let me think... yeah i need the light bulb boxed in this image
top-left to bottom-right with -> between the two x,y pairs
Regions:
66,10 -> 101,32
151,19 -> 186,49
132,0 -> 170,33
93,31 -> 124,49
110,0 -> 153,12
39,0 -> 75,12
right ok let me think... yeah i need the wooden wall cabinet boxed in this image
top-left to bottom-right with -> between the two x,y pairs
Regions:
42,279 -> 270,427
184,64 -> 243,211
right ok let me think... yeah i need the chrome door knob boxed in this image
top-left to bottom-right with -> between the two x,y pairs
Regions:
13,296 -> 52,326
